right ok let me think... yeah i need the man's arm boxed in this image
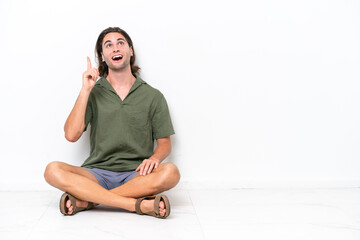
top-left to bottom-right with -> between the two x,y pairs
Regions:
136,136 -> 172,176
64,57 -> 99,142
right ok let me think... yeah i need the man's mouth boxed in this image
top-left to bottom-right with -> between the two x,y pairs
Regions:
112,55 -> 123,61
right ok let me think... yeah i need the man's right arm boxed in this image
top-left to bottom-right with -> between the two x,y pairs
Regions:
64,57 -> 99,142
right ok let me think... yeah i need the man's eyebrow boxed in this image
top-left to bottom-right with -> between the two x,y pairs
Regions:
103,38 -> 126,46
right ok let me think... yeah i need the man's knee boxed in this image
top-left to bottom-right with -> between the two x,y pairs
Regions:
155,163 -> 180,190
44,161 -> 66,185
164,163 -> 181,183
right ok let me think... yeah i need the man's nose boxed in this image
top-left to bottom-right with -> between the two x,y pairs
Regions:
113,45 -> 120,52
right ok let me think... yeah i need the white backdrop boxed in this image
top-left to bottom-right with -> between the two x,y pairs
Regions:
0,0 -> 359,190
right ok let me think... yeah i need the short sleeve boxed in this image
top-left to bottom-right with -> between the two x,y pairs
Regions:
151,92 -> 175,139
84,93 -> 93,132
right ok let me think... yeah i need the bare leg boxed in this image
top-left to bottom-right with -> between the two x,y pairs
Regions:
44,161 -> 180,215
109,162 -> 180,216
44,161 -> 136,211
109,162 -> 180,198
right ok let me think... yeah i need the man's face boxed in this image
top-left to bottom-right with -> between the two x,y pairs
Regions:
101,32 -> 133,73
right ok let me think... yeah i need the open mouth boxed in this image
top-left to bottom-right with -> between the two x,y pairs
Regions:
112,55 -> 123,61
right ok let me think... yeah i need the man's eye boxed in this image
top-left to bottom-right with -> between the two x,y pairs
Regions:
119,41 -> 124,45
106,44 -> 111,48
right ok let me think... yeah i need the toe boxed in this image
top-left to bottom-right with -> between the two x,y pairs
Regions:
159,201 -> 165,217
68,206 -> 73,214
66,199 -> 72,208
66,199 -> 73,214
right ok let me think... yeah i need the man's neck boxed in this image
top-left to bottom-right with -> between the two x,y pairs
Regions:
106,68 -> 136,89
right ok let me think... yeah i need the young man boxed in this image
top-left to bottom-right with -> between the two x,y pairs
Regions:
44,27 -> 180,218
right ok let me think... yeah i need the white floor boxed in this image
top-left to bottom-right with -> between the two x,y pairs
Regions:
1,187 -> 360,240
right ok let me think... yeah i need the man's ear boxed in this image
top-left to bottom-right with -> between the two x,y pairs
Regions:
130,47 -> 134,57
101,53 -> 105,62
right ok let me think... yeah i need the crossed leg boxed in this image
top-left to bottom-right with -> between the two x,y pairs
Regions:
44,161 -> 180,216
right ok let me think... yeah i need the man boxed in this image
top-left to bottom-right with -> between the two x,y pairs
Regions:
44,27 -> 180,219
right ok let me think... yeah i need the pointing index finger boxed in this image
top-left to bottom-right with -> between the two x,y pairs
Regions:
87,56 -> 92,70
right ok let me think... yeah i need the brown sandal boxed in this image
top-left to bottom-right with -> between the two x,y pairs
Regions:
135,195 -> 170,219
59,192 -> 94,216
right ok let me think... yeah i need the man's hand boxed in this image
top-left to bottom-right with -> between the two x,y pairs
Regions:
82,57 -> 99,91
135,137 -> 171,176
136,158 -> 160,176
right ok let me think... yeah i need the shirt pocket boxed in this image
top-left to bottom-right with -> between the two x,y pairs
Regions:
127,109 -> 150,130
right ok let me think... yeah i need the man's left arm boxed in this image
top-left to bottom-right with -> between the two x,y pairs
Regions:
135,136 -> 172,176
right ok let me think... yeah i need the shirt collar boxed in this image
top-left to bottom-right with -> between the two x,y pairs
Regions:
129,76 -> 146,94
97,76 -> 146,94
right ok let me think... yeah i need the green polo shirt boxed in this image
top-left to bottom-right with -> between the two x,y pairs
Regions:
81,76 -> 175,172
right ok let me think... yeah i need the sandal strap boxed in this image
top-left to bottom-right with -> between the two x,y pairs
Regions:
66,194 -> 78,213
60,193 -> 94,215
135,197 -> 145,214
135,195 -> 170,218
153,195 -> 162,216
156,195 -> 170,218
86,202 -> 95,210
135,196 -> 156,215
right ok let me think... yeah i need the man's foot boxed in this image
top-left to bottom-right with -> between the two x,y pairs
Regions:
140,199 -> 166,217
59,192 -> 95,216
66,198 -> 89,215
66,196 -> 166,216
135,195 -> 171,218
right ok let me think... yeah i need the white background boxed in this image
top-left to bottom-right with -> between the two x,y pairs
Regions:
0,0 -> 359,190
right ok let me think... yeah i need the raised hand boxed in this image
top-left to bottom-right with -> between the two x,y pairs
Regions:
82,57 -> 99,91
